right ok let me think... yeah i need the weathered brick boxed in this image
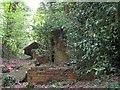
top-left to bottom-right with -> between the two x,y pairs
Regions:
27,65 -> 76,83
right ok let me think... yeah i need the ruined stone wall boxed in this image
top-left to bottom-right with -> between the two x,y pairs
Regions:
27,66 -> 76,83
54,41 -> 71,64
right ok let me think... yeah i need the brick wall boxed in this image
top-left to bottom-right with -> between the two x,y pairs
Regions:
27,65 -> 76,83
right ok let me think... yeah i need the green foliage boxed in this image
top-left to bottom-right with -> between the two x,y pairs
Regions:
32,48 -> 48,56
2,66 -> 10,73
65,2 -> 119,78
33,2 -> 119,79
25,82 -> 35,88
1,1 -> 31,58
2,74 -> 16,87
108,82 -> 120,88
48,80 -> 74,88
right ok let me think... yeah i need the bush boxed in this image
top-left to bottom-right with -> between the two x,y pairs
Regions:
2,74 -> 16,87
108,82 -> 120,88
2,66 -> 10,73
25,82 -> 35,88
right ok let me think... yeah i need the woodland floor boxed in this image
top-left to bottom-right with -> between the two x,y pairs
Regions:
1,58 -> 120,88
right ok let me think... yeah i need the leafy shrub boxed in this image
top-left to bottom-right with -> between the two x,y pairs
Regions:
108,82 -> 120,88
2,66 -> 10,73
67,2 -> 119,78
25,82 -> 35,88
2,74 -> 16,87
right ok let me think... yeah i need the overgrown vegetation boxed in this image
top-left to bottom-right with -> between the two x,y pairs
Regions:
2,74 -> 16,87
0,1 -> 120,84
1,2 -> 31,59
32,2 -> 120,78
